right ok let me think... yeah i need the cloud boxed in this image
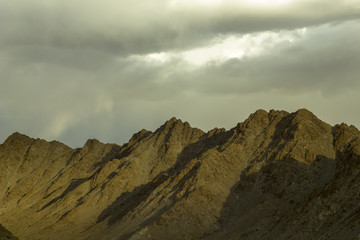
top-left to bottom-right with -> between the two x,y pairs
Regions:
188,20 -> 360,96
1,0 -> 359,57
180,29 -> 305,65
1,0 -> 360,147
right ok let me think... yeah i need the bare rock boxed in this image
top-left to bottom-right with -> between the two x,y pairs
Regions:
0,110 -> 360,240
0,224 -> 18,240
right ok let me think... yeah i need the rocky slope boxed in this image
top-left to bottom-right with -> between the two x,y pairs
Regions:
1,109 -> 360,240
0,224 -> 18,240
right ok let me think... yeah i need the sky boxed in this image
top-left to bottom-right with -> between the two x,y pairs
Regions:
1,0 -> 360,147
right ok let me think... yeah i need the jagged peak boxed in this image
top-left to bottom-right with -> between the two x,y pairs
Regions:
269,109 -> 289,118
251,109 -> 268,117
3,109 -> 357,149
152,117 -> 205,146
242,109 -> 288,124
295,108 -> 312,114
206,128 -> 226,138
235,109 -> 271,131
333,123 -> 360,151
128,129 -> 153,143
334,123 -> 359,132
232,109 -> 333,141
289,109 -> 332,132
286,109 -> 328,127
248,109 -> 291,121
3,132 -> 33,145
165,117 -> 184,126
2,109 -> 360,240
2,132 -> 72,151
156,117 -> 190,133
6,132 -> 31,140
292,108 -> 317,119
83,138 -> 102,148
164,117 -> 194,128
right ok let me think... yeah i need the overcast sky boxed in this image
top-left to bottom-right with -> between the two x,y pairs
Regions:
1,0 -> 360,147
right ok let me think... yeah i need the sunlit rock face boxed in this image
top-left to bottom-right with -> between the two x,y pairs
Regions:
1,109 -> 360,240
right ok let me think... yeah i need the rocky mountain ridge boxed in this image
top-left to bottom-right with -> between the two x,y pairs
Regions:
1,109 -> 360,239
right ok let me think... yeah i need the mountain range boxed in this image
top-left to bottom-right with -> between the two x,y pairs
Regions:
1,109 -> 360,240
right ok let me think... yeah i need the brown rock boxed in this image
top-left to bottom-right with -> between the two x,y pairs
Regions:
1,110 -> 360,240
0,224 -> 18,240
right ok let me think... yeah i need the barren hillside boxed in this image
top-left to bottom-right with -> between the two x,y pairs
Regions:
1,109 -> 360,240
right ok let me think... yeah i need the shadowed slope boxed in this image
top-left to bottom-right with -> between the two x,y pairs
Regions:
0,224 -> 18,240
0,110 -> 360,240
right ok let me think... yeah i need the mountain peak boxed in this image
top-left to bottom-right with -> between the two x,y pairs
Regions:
3,132 -> 33,145
165,117 -> 183,126
293,108 -> 317,119
1,109 -> 360,240
235,109 -> 271,131
290,108 -> 331,131
156,117 -> 192,134
6,131 -> 30,140
81,139 -> 104,152
251,108 -> 268,117
128,129 -> 152,143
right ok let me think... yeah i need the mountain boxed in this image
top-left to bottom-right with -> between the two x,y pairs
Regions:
1,109 -> 360,240
0,224 -> 18,240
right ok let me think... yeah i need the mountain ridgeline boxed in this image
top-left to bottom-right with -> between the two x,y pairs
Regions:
1,109 -> 360,240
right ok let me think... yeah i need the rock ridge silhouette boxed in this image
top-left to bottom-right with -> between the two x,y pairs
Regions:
1,109 -> 360,240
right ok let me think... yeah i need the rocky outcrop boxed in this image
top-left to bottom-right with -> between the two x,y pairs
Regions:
0,224 -> 18,240
0,109 -> 360,240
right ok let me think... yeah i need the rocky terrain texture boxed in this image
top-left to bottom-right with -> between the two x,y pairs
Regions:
0,224 -> 18,240
1,109 -> 360,240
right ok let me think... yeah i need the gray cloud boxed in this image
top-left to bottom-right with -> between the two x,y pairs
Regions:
192,20 -> 360,96
1,1 -> 360,147
1,0 -> 359,56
